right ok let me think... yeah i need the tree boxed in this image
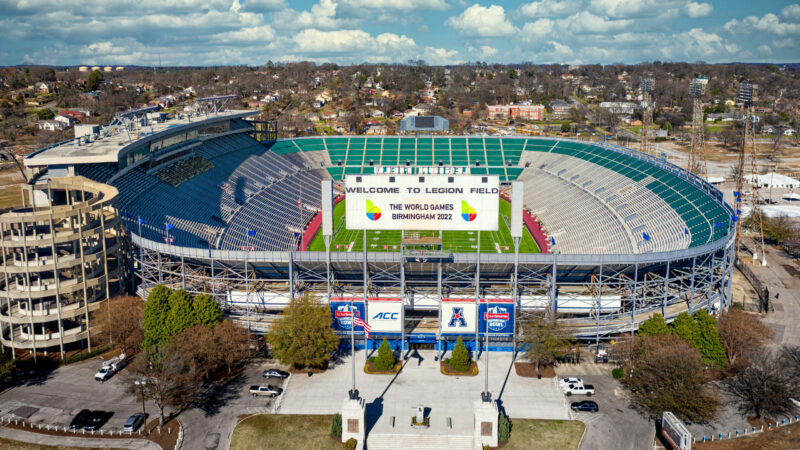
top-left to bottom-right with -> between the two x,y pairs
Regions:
102,295 -> 144,356
663,121 -> 673,134
330,413 -> 342,438
36,108 -> 54,120
212,320 -> 251,374
560,122 -> 571,133
267,294 -> 339,368
373,338 -> 396,371
125,344 -> 199,430
670,312 -> 697,343
166,289 -> 196,337
0,352 -> 15,387
621,334 -> 719,422
448,337 -> 472,372
521,313 -> 572,372
717,309 -> 772,369
638,313 -> 669,336
86,70 -> 104,92
724,350 -> 800,419
691,310 -> 727,368
193,294 -> 223,326
498,411 -> 511,443
142,286 -> 173,351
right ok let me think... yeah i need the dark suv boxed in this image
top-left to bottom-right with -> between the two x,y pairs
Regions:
571,401 -> 599,412
69,409 -> 91,429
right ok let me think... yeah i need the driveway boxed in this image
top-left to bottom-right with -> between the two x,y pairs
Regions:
554,363 -> 654,450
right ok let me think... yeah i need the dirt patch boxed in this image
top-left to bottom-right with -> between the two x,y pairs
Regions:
288,365 -> 327,374
514,362 -> 556,378
363,360 -> 402,374
694,421 -> 800,449
440,361 -> 478,376
781,263 -> 800,278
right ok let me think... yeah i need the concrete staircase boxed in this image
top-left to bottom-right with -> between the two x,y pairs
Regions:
367,432 -> 473,450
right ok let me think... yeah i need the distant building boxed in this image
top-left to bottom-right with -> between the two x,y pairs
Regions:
78,66 -> 89,72
550,100 -> 571,117
599,102 -> 635,115
400,115 -> 449,133
54,114 -> 75,126
36,120 -> 69,131
486,104 -> 544,120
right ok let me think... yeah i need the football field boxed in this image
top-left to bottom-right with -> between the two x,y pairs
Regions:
308,198 -> 540,253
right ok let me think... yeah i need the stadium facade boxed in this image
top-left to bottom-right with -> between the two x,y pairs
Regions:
19,101 -> 735,354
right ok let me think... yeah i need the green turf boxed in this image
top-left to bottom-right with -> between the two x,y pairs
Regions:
308,198 -> 540,254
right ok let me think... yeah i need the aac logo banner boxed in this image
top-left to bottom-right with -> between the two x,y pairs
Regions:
441,301 -> 476,333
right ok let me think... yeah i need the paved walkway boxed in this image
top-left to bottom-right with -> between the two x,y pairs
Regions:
0,426 -> 160,449
748,243 -> 800,347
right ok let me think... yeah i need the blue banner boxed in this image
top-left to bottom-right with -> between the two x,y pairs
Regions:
479,301 -> 515,335
330,299 -> 366,333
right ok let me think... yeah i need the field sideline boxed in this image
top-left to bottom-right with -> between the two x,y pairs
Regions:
308,198 -> 540,253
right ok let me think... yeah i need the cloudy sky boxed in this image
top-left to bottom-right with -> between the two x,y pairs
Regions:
0,0 -> 798,66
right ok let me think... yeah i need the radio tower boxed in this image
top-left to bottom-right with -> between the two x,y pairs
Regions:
640,78 -> 655,155
688,77 -> 707,176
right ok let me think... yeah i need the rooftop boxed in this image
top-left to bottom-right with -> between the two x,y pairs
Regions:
25,109 -> 257,167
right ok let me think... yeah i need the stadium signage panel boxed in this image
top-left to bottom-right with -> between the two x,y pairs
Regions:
478,299 -> 515,335
373,166 -> 469,175
345,175 -> 499,231
330,297 -> 366,333
367,297 -> 402,333
441,299 -> 477,334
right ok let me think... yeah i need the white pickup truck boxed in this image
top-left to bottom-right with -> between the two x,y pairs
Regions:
94,354 -> 126,381
563,384 -> 595,396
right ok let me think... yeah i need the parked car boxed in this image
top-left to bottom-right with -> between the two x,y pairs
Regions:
263,369 -> 289,379
249,385 -> 283,397
563,384 -> 595,396
571,401 -> 599,412
69,409 -> 91,429
123,412 -> 145,432
558,377 -> 583,388
83,410 -> 109,431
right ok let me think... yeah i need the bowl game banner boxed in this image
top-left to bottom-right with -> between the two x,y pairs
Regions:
330,297 -> 366,333
479,299 -> 515,335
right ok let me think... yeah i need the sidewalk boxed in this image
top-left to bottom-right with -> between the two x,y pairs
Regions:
745,243 -> 800,346
0,426 -> 161,449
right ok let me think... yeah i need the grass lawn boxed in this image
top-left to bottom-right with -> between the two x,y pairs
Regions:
503,419 -> 585,450
229,414 -> 340,450
307,198 -> 540,254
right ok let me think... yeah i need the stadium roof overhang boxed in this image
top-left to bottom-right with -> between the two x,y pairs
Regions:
24,109 -> 258,168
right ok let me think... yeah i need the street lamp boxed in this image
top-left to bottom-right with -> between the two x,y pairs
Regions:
134,379 -> 147,434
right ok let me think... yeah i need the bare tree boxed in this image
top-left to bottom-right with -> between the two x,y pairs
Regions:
520,312 -> 573,373
724,349 -> 800,419
717,309 -> 772,369
101,295 -> 144,356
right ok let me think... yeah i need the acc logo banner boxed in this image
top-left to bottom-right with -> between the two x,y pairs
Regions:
367,299 -> 402,332
441,301 -> 476,334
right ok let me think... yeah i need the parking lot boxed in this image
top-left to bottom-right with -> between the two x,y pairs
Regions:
0,356 -> 291,449
555,365 -> 654,450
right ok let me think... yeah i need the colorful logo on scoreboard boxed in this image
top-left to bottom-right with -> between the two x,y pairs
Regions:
366,199 -> 382,221
485,306 -> 510,332
461,200 -> 477,222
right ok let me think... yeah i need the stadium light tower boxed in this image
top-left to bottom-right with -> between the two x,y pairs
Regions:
639,78 -> 655,156
688,78 -> 707,176
733,82 -> 759,264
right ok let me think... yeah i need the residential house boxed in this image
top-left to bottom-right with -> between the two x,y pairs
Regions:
550,100 -> 571,117
486,104 -> 544,120
36,120 -> 69,131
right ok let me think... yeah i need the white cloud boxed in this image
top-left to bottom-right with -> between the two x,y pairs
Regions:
468,44 -> 498,58
588,0 -> 682,19
342,0 -> 448,11
520,0 -> 578,18
726,13 -> 800,37
273,0 -> 351,30
772,38 -> 796,48
556,11 -> 633,33
782,4 -> 800,21
212,25 -> 275,42
521,19 -> 554,41
446,4 -> 517,37
685,2 -> 712,19
239,0 -> 286,12
421,46 -> 463,64
291,29 -> 416,55
757,44 -> 773,56
661,28 -> 738,60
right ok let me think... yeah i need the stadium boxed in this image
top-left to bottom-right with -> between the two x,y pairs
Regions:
16,98 -> 736,354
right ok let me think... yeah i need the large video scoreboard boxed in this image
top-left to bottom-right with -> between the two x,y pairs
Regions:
344,174 -> 500,231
